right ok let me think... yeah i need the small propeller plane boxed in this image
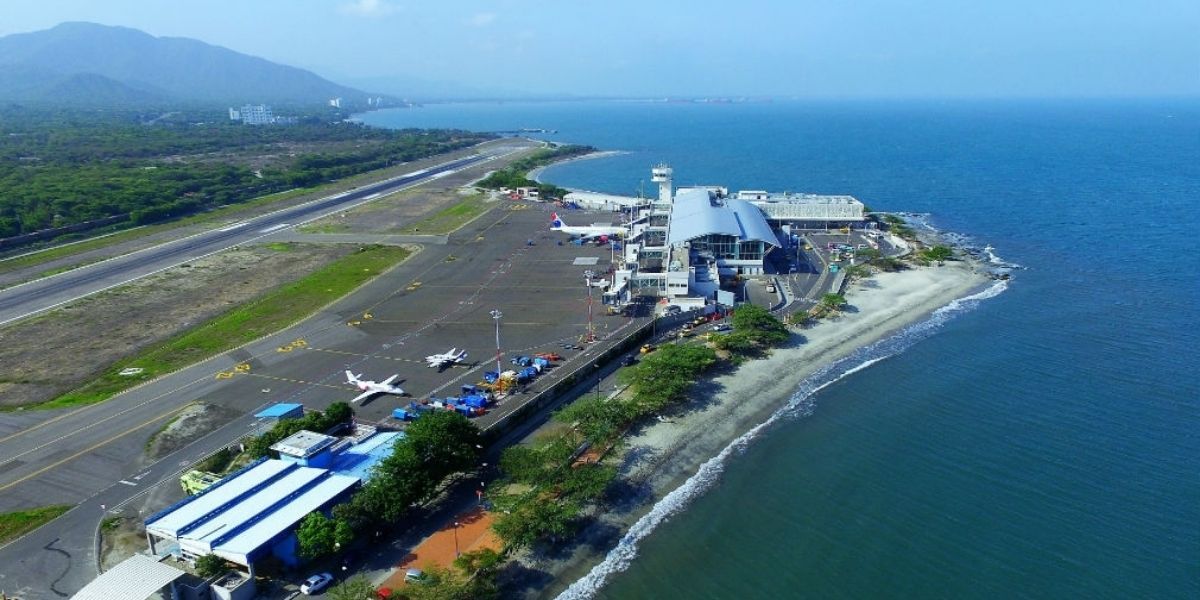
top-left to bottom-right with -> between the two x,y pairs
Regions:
549,212 -> 625,241
344,371 -> 404,403
425,348 -> 467,369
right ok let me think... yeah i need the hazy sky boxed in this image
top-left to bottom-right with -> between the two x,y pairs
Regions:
3,0 -> 1197,98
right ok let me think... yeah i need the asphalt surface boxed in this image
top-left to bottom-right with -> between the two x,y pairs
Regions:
0,145 -> 519,327
0,193 -> 645,599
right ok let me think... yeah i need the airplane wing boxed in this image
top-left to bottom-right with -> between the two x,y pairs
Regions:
350,390 -> 375,403
381,374 -> 399,385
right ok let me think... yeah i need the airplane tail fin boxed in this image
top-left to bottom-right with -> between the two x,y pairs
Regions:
550,212 -> 564,229
345,370 -> 358,384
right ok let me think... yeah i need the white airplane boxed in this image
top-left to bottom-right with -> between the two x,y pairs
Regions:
426,348 -> 467,369
344,371 -> 404,403
549,212 -> 625,240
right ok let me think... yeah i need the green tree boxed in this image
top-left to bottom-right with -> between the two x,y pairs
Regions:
820,293 -> 847,310
731,304 -> 789,345
327,574 -> 376,600
553,396 -> 631,445
453,548 -> 503,577
922,245 -> 953,262
194,553 -> 227,578
296,512 -> 353,560
492,494 -> 581,550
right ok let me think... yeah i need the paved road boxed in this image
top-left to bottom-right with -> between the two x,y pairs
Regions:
0,148 -> 514,327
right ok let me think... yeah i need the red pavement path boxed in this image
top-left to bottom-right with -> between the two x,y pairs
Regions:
380,507 -> 501,590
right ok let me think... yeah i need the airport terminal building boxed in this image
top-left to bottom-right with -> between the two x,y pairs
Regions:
600,165 -> 866,306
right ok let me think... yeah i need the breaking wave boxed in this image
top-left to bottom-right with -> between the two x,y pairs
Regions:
555,278 -> 1009,600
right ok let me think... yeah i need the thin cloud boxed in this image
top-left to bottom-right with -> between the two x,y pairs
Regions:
340,0 -> 399,17
468,12 -> 497,27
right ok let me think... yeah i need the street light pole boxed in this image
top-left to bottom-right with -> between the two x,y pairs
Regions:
453,521 -> 461,557
584,270 -> 596,343
490,309 -> 502,376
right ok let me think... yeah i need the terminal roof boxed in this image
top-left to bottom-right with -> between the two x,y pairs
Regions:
667,188 -> 781,247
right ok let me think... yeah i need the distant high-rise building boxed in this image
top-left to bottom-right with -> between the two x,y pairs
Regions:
236,104 -> 275,125
228,107 -> 241,121
329,97 -> 342,108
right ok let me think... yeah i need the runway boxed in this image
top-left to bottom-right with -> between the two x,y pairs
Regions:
0,145 -> 518,327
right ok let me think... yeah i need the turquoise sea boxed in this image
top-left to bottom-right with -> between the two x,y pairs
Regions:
359,99 -> 1200,599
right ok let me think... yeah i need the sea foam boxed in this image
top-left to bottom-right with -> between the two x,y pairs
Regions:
556,278 -> 1009,600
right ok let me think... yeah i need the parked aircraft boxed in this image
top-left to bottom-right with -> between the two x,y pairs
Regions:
549,213 -> 624,240
344,371 -> 404,403
426,348 -> 467,369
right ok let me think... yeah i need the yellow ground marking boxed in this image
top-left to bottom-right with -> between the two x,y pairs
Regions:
0,404 -> 188,495
234,363 -> 250,373
244,373 -> 344,390
215,371 -> 234,380
363,313 -> 373,320
348,320 -> 362,326
304,347 -> 424,363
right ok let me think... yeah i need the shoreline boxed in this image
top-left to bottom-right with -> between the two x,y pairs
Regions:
528,150 -> 627,183
515,259 -> 994,599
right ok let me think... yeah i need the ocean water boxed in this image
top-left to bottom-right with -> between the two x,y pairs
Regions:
359,99 -> 1200,599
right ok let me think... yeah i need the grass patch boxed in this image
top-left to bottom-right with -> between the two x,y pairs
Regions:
399,194 -> 489,235
264,242 -> 294,252
21,245 -> 411,412
0,505 -> 71,545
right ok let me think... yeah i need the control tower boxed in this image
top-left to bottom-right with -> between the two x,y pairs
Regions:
651,164 -> 673,204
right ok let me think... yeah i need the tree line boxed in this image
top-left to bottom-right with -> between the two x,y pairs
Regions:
0,107 -> 492,239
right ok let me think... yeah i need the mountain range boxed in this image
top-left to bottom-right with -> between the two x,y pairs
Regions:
0,22 -> 378,107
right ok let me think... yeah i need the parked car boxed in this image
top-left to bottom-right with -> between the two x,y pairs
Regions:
300,573 -> 334,595
665,305 -> 682,315
405,568 -> 426,583
714,323 -> 732,332
620,355 -> 638,366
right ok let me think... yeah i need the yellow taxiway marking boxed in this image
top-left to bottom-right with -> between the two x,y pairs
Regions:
0,405 -> 188,495
244,373 -> 344,390
304,347 -> 423,364
277,338 -> 308,352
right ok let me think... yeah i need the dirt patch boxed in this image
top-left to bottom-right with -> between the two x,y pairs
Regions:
144,402 -> 241,461
100,515 -> 148,570
0,243 -> 354,408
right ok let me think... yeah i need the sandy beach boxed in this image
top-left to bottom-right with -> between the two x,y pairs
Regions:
516,259 -> 993,599
528,150 -> 627,183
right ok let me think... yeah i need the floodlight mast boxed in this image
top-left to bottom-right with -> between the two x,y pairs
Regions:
490,309 -> 502,376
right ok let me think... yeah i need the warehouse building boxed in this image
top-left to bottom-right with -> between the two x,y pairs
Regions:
144,429 -> 401,575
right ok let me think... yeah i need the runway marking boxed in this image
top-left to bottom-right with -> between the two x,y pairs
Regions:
0,406 -> 91,444
0,405 -> 187,495
118,480 -> 137,486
